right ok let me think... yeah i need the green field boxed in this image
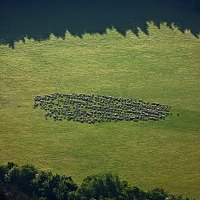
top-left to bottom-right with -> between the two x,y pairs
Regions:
0,23 -> 200,198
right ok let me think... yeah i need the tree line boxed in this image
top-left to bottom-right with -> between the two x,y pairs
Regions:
0,162 -> 195,200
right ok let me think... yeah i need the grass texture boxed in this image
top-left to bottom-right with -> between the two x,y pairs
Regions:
0,22 -> 200,198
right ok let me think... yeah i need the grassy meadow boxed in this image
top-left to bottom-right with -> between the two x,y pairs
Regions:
0,23 -> 200,198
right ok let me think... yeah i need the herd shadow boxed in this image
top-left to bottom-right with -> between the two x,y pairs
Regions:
0,0 -> 200,47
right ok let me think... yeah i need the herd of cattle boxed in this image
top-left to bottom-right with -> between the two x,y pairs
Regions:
34,93 -> 172,124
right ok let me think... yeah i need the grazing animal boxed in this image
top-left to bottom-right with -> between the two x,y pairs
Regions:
34,93 -> 172,124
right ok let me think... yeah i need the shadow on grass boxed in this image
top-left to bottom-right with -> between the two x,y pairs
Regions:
0,0 -> 199,48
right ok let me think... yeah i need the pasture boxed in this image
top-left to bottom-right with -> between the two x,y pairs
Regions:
0,23 -> 200,198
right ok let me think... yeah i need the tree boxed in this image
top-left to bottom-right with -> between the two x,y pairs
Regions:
4,164 -> 37,195
126,186 -> 147,200
77,173 -> 129,200
147,188 -> 168,200
32,171 -> 77,200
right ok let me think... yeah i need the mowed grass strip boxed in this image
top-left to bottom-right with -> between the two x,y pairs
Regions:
0,22 -> 200,198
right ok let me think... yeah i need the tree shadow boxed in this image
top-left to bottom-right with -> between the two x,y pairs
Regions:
0,0 -> 199,48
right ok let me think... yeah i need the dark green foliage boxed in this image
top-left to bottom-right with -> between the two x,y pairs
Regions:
126,186 -> 147,200
77,173 -> 129,199
0,165 -> 6,181
0,162 -> 195,200
32,171 -> 77,200
0,186 -> 6,200
6,164 -> 37,194
147,188 -> 168,200
75,173 -> 150,200
0,162 -> 18,183
0,184 -> 37,200
0,162 -> 77,200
